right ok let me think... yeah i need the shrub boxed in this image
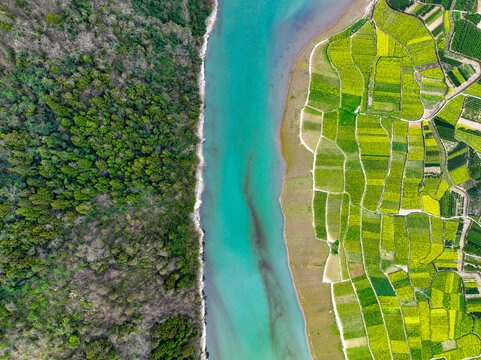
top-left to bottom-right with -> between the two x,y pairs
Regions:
46,13 -> 62,24
68,335 -> 81,350
84,339 -> 117,360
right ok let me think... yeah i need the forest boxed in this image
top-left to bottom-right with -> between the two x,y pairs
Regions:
0,0 -> 211,358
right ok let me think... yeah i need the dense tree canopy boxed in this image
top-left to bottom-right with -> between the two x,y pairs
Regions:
0,0 -> 211,358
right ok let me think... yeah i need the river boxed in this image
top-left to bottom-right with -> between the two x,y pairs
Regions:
201,0 -> 355,359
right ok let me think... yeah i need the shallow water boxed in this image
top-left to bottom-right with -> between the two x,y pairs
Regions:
202,0 -> 355,358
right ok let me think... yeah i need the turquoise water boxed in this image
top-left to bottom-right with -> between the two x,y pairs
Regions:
202,0 -> 354,359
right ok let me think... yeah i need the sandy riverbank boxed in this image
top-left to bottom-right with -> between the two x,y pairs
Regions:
194,1 -> 218,359
279,0 -> 373,358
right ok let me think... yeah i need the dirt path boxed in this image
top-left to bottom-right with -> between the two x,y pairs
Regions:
458,117 -> 481,132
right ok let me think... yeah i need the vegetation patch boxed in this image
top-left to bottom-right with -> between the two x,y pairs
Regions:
0,0 -> 212,357
300,1 -> 481,358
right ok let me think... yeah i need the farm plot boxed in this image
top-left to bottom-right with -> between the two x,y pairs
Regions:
424,6 -> 444,31
433,94 -> 465,141
445,218 -> 462,248
301,106 -> 323,153
361,210 -> 383,275
464,253 -> 481,272
338,194 -> 352,281
455,96 -> 481,152
454,0 -> 477,11
371,57 -> 402,114
374,0 -> 439,69
333,281 -> 372,360
431,271 -> 464,312
465,79 -> 481,97
329,32 -> 355,68
401,123 -> 424,210
376,30 -> 407,58
344,204 -> 365,267
394,216 -> 410,267
421,121 -> 443,202
315,137 -> 345,192
401,58 -> 424,120
357,115 -> 391,211
388,269 -> 415,303
375,289 -> 412,359
337,111 -> 366,204
322,110 -> 339,141
313,190 -> 328,240
301,1 -> 481,358
439,48 -> 463,78
379,120 -> 408,214
327,193 -> 345,242
352,275 -> 392,360
464,221 -> 481,257
433,334 -> 481,360
451,19 -> 481,61
440,190 -> 461,218
447,142 -> 471,185
455,125 -> 481,153
447,67 -> 470,88
428,271 -> 480,358
461,96 -> 481,124
308,42 -> 341,111
382,309 -> 411,360
422,66 -> 445,80
380,215 -> 396,270
407,213 -> 432,288
339,66 -> 365,112
400,305 -> 427,358
422,189 -> 441,216
420,216 -> 445,265
352,21 -> 377,113
435,179 -> 451,201
421,77 -> 447,109
467,297 -> 481,315
462,275 -> 479,295
435,229 -> 461,269
360,212 -> 414,359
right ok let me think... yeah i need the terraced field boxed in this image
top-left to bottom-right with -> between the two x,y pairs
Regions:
301,0 -> 481,358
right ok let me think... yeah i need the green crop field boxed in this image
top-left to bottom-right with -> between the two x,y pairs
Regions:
372,57 -> 403,113
300,0 -> 481,358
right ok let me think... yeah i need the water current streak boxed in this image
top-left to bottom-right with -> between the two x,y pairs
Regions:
242,156 -> 297,360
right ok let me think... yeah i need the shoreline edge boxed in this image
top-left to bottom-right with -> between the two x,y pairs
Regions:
279,0 -> 373,358
194,1 -> 218,359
